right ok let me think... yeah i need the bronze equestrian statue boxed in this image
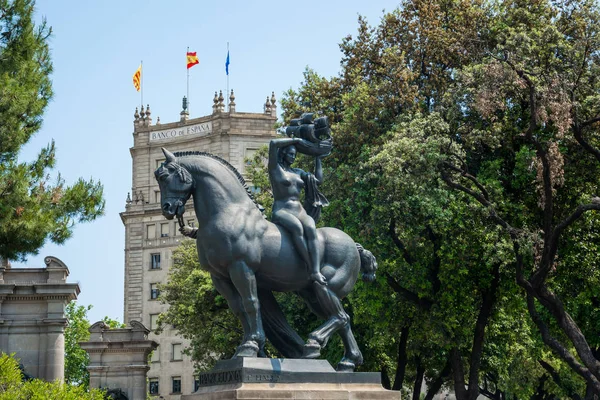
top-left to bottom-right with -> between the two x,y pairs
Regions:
155,114 -> 376,371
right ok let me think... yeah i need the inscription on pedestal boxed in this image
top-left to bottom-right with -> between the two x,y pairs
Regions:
246,373 -> 280,383
197,370 -> 242,387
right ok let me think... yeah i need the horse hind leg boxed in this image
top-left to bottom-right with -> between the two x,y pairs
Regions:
300,283 -> 362,371
337,323 -> 363,372
302,290 -> 363,371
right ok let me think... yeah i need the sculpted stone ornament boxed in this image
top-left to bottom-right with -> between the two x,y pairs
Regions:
155,114 -> 377,372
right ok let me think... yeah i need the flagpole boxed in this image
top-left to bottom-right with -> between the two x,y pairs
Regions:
140,60 -> 144,110
186,46 -> 190,115
226,42 -> 229,109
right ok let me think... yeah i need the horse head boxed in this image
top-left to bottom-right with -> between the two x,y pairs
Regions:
155,148 -> 193,220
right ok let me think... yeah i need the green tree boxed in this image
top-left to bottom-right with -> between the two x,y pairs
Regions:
279,0 -> 600,397
0,353 -> 105,399
0,0 -> 104,261
244,145 -> 273,219
64,303 -> 91,388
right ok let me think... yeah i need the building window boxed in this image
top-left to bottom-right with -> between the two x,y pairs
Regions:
160,223 -> 169,237
150,283 -> 160,300
172,343 -> 182,361
155,191 -> 161,204
172,377 -> 181,394
156,159 -> 165,169
149,378 -> 159,395
150,346 -> 160,363
194,376 -> 200,392
146,224 -> 156,239
150,314 -> 159,331
187,219 -> 195,228
150,253 -> 161,269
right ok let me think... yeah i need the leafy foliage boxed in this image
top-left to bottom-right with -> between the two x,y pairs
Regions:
0,353 -> 105,399
0,0 -> 104,261
64,303 -> 91,388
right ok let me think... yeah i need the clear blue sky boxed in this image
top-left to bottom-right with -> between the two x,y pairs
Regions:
15,0 -> 401,323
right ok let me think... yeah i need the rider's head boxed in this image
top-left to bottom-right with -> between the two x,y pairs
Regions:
279,145 -> 297,166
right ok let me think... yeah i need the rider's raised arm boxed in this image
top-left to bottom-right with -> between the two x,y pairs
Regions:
268,138 -> 301,170
314,156 -> 323,184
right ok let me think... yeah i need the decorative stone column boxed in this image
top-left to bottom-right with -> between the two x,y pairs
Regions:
80,320 -> 158,400
0,256 -> 79,381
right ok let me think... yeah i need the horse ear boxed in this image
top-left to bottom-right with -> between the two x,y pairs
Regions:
162,148 -> 176,163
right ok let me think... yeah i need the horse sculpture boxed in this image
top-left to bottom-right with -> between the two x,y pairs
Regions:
155,147 -> 376,371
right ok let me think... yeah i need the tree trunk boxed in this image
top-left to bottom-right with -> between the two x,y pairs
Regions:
451,347 -> 469,400
466,264 -> 501,399
412,357 -> 424,400
424,359 -> 451,400
392,325 -> 410,390
381,365 -> 391,390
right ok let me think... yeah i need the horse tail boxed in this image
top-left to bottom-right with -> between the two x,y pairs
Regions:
258,289 -> 305,358
356,243 -> 377,283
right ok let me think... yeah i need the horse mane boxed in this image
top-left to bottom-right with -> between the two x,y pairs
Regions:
173,151 -> 264,213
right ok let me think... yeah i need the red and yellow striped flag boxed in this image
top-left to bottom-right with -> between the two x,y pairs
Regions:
132,64 -> 141,91
187,51 -> 199,69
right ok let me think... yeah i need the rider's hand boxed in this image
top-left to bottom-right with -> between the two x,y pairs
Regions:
180,225 -> 195,237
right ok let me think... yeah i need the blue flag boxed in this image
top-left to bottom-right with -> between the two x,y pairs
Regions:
225,50 -> 230,75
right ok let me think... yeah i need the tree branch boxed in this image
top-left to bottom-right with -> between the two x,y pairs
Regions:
532,202 -> 600,285
441,165 -> 491,207
443,161 -> 490,201
424,225 -> 443,296
535,286 -> 600,381
440,166 -> 518,237
581,115 -> 600,129
574,125 -> 600,163
526,293 -> 600,390
384,272 -> 434,310
538,359 -> 582,400
389,217 -> 415,265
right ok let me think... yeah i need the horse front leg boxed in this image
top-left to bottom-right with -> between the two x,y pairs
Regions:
211,275 -> 257,355
227,260 -> 265,357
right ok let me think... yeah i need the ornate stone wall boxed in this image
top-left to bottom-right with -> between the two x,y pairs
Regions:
0,256 -> 79,381
80,320 -> 158,400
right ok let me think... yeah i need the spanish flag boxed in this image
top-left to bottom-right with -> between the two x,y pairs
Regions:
132,64 -> 141,92
187,51 -> 199,69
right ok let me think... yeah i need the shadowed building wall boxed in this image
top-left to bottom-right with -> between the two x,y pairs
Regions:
0,256 -> 79,381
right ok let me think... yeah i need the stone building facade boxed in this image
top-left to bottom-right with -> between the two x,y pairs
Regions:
121,91 -> 277,399
0,256 -> 79,381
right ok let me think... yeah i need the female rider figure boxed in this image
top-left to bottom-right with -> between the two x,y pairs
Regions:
269,137 -> 327,285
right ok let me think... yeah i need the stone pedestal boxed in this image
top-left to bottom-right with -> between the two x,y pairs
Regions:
0,256 -> 79,381
80,320 -> 158,400
182,358 -> 400,400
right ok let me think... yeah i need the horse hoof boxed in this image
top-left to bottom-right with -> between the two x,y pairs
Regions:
234,341 -> 259,358
336,360 -> 356,372
302,339 -> 321,359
